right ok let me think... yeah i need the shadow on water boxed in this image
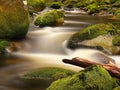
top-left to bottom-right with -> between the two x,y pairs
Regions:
0,10 -> 120,90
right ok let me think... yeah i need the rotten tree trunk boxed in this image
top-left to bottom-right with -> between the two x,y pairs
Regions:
63,57 -> 120,79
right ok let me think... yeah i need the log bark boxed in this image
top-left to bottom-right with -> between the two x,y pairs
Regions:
63,57 -> 120,79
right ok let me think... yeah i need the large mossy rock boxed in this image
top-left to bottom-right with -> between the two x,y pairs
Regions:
67,23 -> 120,55
47,65 -> 119,90
27,0 -> 46,13
0,0 -> 29,39
20,67 -> 75,86
34,10 -> 64,27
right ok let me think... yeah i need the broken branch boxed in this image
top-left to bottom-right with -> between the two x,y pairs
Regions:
63,57 -> 120,79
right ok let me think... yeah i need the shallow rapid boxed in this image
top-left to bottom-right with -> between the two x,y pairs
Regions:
0,11 -> 120,90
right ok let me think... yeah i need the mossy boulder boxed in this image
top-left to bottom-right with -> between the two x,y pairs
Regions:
20,67 -> 75,86
67,23 -> 120,55
0,0 -> 29,39
27,0 -> 46,13
0,40 -> 9,54
63,0 -> 78,9
50,2 -> 61,9
87,3 -> 100,14
47,65 -> 119,90
34,10 -> 64,27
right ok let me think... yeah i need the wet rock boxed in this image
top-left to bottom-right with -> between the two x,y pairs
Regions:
67,23 -> 120,55
34,10 -> 64,27
47,65 -> 119,90
0,0 -> 29,39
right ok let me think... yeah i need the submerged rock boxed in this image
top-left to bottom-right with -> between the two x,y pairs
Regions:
34,10 -> 64,27
0,0 -> 29,39
67,23 -> 120,55
20,67 -> 75,86
47,65 -> 119,90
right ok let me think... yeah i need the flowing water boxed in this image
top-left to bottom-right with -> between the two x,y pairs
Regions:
0,10 -> 120,90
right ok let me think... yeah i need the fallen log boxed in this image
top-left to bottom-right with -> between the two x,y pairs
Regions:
63,57 -> 120,79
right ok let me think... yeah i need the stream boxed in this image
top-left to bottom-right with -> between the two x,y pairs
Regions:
0,10 -> 120,90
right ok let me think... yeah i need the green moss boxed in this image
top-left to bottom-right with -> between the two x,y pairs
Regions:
34,10 -> 64,27
20,67 -> 75,85
113,86 -> 120,90
112,1 -> 120,7
87,3 -> 100,14
68,23 -> 116,49
76,2 -> 86,8
112,35 -> 120,46
0,40 -> 9,54
63,0 -> 78,8
47,65 -> 119,90
115,8 -> 120,18
50,2 -> 61,9
27,0 -> 46,13
22,67 -> 75,80
0,0 -> 29,39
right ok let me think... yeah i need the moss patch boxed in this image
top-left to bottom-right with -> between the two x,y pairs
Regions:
67,22 -> 120,54
20,67 -> 75,86
0,0 -> 29,39
27,0 -> 46,13
34,10 -> 64,27
47,65 -> 119,90
113,86 -> 120,90
68,23 -> 116,49
112,35 -> 120,46
115,8 -> 120,18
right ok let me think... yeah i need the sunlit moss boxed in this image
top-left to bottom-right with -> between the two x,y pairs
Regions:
113,86 -> 120,90
67,23 -> 116,49
0,0 -> 29,39
27,0 -> 46,13
34,10 -> 64,27
47,65 -> 119,90
112,35 -> 120,46
20,67 -> 75,86
87,3 -> 100,14
67,23 -> 120,54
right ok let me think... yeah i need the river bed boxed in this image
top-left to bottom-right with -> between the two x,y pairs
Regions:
0,11 -> 120,90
